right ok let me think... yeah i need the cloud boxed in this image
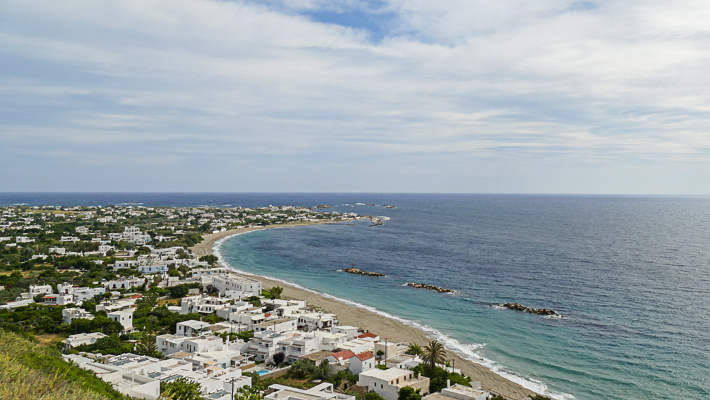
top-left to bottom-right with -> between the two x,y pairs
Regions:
0,0 -> 709,192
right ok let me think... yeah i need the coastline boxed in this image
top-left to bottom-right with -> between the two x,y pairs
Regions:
192,224 -> 539,400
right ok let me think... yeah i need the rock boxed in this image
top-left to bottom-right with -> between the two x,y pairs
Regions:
406,282 -> 457,294
342,267 -> 386,277
495,303 -> 563,317
316,204 -> 331,209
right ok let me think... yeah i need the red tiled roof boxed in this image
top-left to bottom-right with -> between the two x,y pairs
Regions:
354,351 -> 375,361
357,332 -> 378,339
330,349 -> 356,361
130,294 -> 142,299
265,313 -> 271,318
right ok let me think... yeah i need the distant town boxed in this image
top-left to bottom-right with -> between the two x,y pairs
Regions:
0,204 -> 529,400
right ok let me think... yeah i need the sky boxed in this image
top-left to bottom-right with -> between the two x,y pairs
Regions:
1,0 -> 709,194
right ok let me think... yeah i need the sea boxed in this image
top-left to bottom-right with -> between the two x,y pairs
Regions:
2,193 -> 709,400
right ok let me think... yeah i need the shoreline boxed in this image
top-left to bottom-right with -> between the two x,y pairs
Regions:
192,224 -> 540,400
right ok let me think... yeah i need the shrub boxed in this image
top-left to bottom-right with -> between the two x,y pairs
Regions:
289,359 -> 316,379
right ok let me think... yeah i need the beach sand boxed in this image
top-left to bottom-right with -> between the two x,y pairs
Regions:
192,224 -> 537,400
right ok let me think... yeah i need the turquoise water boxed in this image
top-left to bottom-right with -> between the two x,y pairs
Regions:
216,195 -> 710,400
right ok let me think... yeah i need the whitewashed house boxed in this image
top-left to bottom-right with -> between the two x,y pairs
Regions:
357,368 -> 430,400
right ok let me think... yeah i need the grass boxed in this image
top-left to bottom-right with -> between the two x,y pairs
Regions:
157,298 -> 180,306
35,332 -> 70,347
0,329 -> 130,400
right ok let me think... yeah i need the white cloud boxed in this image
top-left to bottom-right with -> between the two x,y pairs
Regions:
0,0 -> 709,192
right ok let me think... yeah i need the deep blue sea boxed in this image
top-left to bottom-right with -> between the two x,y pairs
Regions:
3,193 -> 709,400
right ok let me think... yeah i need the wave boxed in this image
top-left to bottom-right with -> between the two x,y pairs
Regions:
213,231 -> 574,400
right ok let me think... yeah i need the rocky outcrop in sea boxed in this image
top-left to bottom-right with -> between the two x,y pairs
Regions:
406,282 -> 457,294
495,303 -> 563,317
342,267 -> 386,277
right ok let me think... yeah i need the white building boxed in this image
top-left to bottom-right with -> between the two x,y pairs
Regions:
99,244 -> 116,254
176,320 -> 212,337
103,276 -> 147,290
210,275 -> 263,298
138,265 -> 168,274
29,284 -> 53,297
108,309 -> 134,332
62,307 -> 95,324
357,368 -> 430,400
348,351 -> 376,374
0,298 -> 35,310
114,260 -> 138,270
64,332 -> 107,348
16,236 -> 35,243
422,383 -> 489,400
56,282 -> 106,304
296,312 -> 337,331
180,295 -> 232,315
265,383 -> 355,400
43,293 -> 74,306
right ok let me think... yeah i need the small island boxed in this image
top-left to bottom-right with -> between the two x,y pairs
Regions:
316,204 -> 331,208
495,303 -> 563,317
406,282 -> 457,294
342,267 -> 386,277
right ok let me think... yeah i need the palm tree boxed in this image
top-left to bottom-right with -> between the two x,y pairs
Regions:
269,286 -> 284,300
406,343 -> 423,356
422,340 -> 446,371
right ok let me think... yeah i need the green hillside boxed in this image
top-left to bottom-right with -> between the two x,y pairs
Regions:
0,329 -> 130,400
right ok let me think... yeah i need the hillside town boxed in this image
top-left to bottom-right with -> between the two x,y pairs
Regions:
0,204 -> 504,400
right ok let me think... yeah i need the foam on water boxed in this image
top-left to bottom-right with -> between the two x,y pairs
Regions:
213,229 -> 574,400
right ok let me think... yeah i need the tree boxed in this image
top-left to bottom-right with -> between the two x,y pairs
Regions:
422,340 -> 446,371
137,331 -> 161,358
528,396 -> 552,400
178,265 -> 190,277
268,286 -> 284,300
169,284 -> 190,298
405,343 -> 423,357
328,368 -> 359,387
411,365 -> 471,393
289,359 -> 316,379
168,269 -> 181,277
490,396 -> 506,400
398,387 -> 422,400
273,352 -> 285,365
365,392 -> 386,400
314,359 -> 330,379
160,377 -> 202,400
236,330 -> 254,342
376,350 -> 384,361
199,255 -> 218,266
245,296 -> 261,307
236,385 -> 261,400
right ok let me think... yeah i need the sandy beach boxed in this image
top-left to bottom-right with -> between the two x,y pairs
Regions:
192,224 -> 537,400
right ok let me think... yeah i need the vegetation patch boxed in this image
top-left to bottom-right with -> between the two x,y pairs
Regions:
0,329 -> 129,400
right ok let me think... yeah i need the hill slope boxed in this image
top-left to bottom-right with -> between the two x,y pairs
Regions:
0,329 -> 130,400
